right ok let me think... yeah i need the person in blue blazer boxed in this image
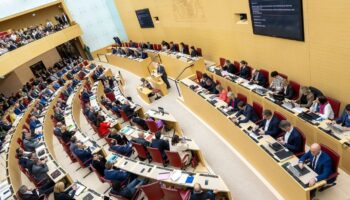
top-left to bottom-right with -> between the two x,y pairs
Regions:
151,132 -> 170,159
73,142 -> 92,165
29,116 -> 41,133
299,143 -> 333,187
277,120 -> 303,154
250,69 -> 267,87
233,101 -> 259,124
104,162 -> 130,182
329,104 -> 350,131
239,60 -> 250,79
255,110 -> 281,138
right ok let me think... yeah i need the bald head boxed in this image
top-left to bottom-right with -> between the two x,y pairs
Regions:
193,183 -> 202,193
138,131 -> 144,138
310,143 -> 321,156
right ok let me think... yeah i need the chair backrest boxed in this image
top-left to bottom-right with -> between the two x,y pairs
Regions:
157,44 -> 162,51
219,58 -> 226,67
294,127 -> 305,156
132,142 -> 148,159
246,66 -> 253,80
320,144 -> 340,180
279,73 -> 288,80
83,60 -> 89,66
147,147 -> 164,164
327,96 -> 341,118
215,80 -> 221,85
196,48 -> 202,56
227,86 -> 232,92
120,110 -> 130,122
105,92 -> 116,102
146,120 -> 161,133
175,44 -> 179,51
139,181 -> 164,200
259,69 -> 269,87
161,187 -> 185,200
253,102 -> 263,120
289,80 -> 300,100
196,70 -> 203,82
165,151 -> 183,168
153,44 -> 157,50
237,93 -> 247,103
274,111 -> 286,121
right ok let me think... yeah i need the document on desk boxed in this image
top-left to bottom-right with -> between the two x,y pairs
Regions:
120,127 -> 134,135
170,170 -> 182,181
157,172 -> 171,180
178,173 -> 189,184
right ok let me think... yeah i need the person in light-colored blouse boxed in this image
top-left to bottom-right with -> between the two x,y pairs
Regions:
170,135 -> 192,165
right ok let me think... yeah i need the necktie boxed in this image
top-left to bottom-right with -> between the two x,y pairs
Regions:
312,156 -> 317,170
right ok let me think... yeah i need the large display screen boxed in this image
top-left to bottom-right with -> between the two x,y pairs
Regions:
135,8 -> 154,28
249,0 -> 304,41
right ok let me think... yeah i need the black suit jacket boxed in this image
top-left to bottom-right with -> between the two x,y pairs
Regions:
92,158 -> 106,176
284,128 -> 303,153
253,72 -> 267,86
227,64 -> 237,74
239,66 -> 250,79
258,116 -> 281,138
182,46 -> 190,55
151,138 -> 169,157
283,85 -> 294,100
190,49 -> 198,57
236,104 -> 259,123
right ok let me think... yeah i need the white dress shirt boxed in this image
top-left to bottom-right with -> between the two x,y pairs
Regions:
284,127 -> 294,144
264,118 -> 271,132
310,102 -> 335,119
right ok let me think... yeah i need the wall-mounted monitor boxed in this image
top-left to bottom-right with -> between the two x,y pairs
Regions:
135,8 -> 154,28
249,0 -> 304,41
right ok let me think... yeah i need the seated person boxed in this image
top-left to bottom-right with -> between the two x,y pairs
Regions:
277,120 -> 303,154
131,116 -> 149,130
23,131 -> 41,152
204,79 -> 218,94
328,104 -> 350,131
190,183 -> 215,200
226,92 -> 240,112
169,42 -> 178,52
310,96 -> 334,119
29,116 -> 41,133
110,141 -> 133,156
53,182 -> 77,200
97,116 -> 111,137
140,78 -> 161,101
104,162 -> 130,182
108,128 -> 128,145
146,117 -> 164,131
14,103 -> 23,115
110,178 -> 146,199
121,101 -> 135,117
69,136 -> 78,153
232,101 -> 259,124
239,60 -> 250,79
18,184 -> 52,200
199,73 -> 213,87
190,46 -> 198,57
81,88 -> 92,103
61,126 -> 75,144
250,69 -> 267,86
299,143 -> 333,187
220,65 -> 230,77
53,122 -> 63,137
294,86 -> 315,108
101,95 -> 112,109
254,110 -> 281,138
170,135 -> 192,165
225,60 -> 237,75
269,71 -> 285,93
138,48 -> 148,59
132,131 -> 150,149
92,153 -> 107,176
16,148 -> 31,169
280,79 -> 294,100
216,85 -> 228,102
54,107 -> 64,122
31,157 -> 50,182
73,142 -> 92,165
151,132 -> 170,159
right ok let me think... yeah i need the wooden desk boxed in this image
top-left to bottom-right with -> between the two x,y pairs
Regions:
137,86 -> 152,104
147,75 -> 168,96
205,68 -> 350,174
106,53 -> 151,78
145,109 -> 183,134
179,78 -> 325,200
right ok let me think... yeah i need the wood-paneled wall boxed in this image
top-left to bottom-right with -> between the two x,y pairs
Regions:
114,0 -> 350,111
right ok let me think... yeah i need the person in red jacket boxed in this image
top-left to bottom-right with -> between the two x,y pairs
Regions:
97,116 -> 111,137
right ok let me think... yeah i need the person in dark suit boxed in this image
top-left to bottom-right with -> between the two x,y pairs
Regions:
226,92 -> 241,112
18,185 -> 48,200
169,42 -> 178,52
190,46 -> 198,57
250,69 -> 267,86
255,110 -> 281,138
299,143 -> 333,187
81,88 -> 92,103
113,36 -> 122,46
329,104 -> 350,131
151,132 -> 170,159
53,182 -> 76,200
277,120 -> 303,154
281,79 -> 295,100
73,142 -> 92,165
92,154 -> 107,176
190,183 -> 215,200
239,60 -> 250,79
161,40 -> 170,50
131,117 -> 149,130
104,162 -> 130,182
110,178 -> 146,199
180,42 -> 189,55
204,79 -> 218,94
132,131 -> 150,148
233,101 -> 259,123
31,157 -> 50,182
225,60 -> 237,75
139,48 -> 148,59
121,101 -> 135,117
156,63 -> 171,89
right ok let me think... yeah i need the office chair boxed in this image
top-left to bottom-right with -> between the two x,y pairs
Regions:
139,181 -> 164,200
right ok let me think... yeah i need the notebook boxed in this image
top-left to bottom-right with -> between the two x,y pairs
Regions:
186,176 -> 194,184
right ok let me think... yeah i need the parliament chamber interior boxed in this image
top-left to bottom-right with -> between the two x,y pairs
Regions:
0,0 -> 350,200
